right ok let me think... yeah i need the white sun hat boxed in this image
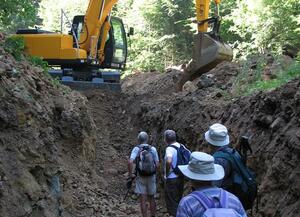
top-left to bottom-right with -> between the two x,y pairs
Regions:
205,123 -> 230,147
178,152 -> 224,181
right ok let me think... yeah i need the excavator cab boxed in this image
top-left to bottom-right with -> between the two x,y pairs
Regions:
70,15 -> 128,70
110,17 -> 128,69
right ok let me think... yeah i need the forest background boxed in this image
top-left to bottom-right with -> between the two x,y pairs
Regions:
0,0 -> 299,73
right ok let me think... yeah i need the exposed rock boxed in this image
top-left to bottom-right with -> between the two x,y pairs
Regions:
196,75 -> 215,89
182,81 -> 197,92
254,115 -> 274,128
270,117 -> 284,131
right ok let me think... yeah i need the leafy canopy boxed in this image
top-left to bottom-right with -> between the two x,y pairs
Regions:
0,0 -> 41,32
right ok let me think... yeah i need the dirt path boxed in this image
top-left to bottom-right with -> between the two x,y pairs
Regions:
83,67 -> 300,217
83,90 -> 141,216
83,88 -> 173,217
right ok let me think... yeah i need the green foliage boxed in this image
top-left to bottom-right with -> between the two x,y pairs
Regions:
39,0 -> 87,32
0,0 -> 42,32
4,36 -> 25,60
114,0 -> 195,72
296,52 -> 300,62
27,56 -> 69,92
140,0 -> 194,70
246,62 -> 300,94
127,34 -> 166,72
27,56 -> 49,73
226,0 -> 300,58
118,0 -> 300,72
232,56 -> 300,96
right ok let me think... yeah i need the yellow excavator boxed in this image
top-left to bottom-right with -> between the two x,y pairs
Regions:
17,0 -> 232,91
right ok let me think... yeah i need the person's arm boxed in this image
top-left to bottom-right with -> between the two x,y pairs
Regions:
152,147 -> 160,170
165,147 -> 173,177
128,147 -> 138,179
166,156 -> 172,177
176,198 -> 192,217
155,161 -> 160,170
235,195 -> 247,217
128,159 -> 135,179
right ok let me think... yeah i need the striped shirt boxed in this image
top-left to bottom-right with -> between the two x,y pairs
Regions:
176,187 -> 247,217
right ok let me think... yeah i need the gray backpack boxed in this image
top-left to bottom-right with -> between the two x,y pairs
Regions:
136,145 -> 156,176
191,189 -> 243,217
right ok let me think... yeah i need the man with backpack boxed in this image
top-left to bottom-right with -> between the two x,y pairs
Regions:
163,129 -> 191,216
128,131 -> 159,217
176,152 -> 247,217
204,123 -> 257,211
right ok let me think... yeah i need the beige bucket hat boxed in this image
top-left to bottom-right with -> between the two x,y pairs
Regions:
205,123 -> 230,147
178,152 -> 224,181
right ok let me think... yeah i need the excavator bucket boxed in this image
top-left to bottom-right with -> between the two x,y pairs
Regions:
178,33 -> 233,90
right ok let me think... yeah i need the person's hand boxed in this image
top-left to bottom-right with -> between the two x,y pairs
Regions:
126,179 -> 132,189
128,173 -> 135,179
126,176 -> 135,189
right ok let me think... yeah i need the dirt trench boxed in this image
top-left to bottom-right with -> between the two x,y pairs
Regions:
82,65 -> 300,217
81,90 -> 170,217
0,30 -> 299,217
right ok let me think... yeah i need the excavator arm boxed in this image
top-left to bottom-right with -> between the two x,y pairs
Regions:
80,0 -> 117,63
177,0 -> 233,90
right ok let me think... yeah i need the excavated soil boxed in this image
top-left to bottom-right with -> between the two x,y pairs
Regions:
0,32 -> 299,217
121,73 -> 300,217
84,61 -> 299,217
0,34 -> 98,217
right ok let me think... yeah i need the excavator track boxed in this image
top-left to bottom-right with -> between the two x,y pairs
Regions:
49,69 -> 121,91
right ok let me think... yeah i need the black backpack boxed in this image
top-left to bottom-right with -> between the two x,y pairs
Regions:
169,144 -> 191,176
214,149 -> 257,210
136,145 -> 156,176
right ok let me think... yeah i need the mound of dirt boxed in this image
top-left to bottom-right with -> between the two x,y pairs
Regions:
1,30 -> 299,217
0,34 -> 100,216
121,64 -> 300,217
122,69 -> 181,97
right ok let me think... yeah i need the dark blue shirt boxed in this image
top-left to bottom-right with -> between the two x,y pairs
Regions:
213,146 -> 233,188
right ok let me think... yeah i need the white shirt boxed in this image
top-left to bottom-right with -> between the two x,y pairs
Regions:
164,142 -> 180,179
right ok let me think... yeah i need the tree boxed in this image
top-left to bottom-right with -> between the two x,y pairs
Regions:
227,0 -> 300,57
39,0 -> 87,32
0,0 -> 41,32
142,0 -> 194,67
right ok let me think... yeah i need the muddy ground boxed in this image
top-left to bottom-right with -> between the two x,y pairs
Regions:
0,32 -> 299,217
